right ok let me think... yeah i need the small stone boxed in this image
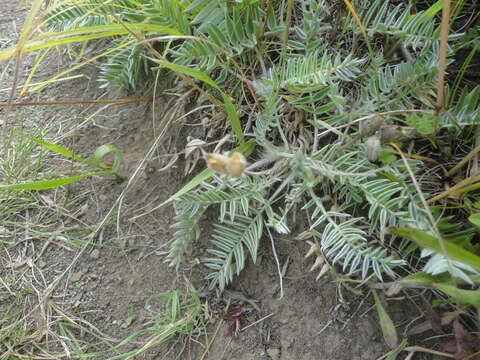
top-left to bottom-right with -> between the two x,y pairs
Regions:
90,249 -> 100,259
70,271 -> 83,282
266,348 -> 280,360
72,292 -> 83,301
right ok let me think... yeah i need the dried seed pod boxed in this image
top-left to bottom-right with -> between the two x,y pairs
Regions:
316,264 -> 330,281
185,137 -> 206,158
304,240 -> 320,259
204,152 -> 247,177
365,135 -> 381,162
359,115 -> 384,137
309,256 -> 324,272
205,153 -> 229,174
226,152 -> 247,177
379,126 -> 408,142
184,137 -> 207,175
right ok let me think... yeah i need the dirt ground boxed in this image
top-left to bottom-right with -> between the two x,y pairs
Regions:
0,2 -> 442,359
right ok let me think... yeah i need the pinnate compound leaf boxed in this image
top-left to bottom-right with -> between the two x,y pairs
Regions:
405,113 -> 435,135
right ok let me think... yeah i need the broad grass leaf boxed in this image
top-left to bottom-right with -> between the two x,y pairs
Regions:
385,339 -> 408,360
401,272 -> 480,306
425,1 -> 443,19
468,213 -> 480,228
391,227 -> 480,271
372,289 -> 398,349
152,60 -> 217,88
433,284 -> 480,307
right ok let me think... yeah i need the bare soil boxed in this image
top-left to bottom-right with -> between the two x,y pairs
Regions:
0,2 -> 440,359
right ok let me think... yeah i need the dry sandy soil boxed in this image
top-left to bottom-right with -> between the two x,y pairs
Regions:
0,2 -> 442,359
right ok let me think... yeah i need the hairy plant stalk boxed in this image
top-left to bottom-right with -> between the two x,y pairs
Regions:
435,0 -> 451,119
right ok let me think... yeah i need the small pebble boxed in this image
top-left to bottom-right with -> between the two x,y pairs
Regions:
266,348 -> 280,360
90,249 -> 100,259
70,271 -> 83,282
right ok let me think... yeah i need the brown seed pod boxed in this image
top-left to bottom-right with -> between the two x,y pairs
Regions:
226,152 -> 247,177
204,152 -> 247,177
205,153 -> 229,174
359,115 -> 385,137
366,135 -> 381,162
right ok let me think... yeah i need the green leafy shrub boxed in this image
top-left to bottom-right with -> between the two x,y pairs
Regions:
5,0 -> 480,297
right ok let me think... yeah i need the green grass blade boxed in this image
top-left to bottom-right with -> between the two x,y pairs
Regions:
17,0 -> 43,50
221,94 -> 243,143
400,272 -> 480,306
0,24 -> 181,60
391,227 -> 480,271
152,60 -> 244,143
131,140 -> 255,219
27,39 -> 134,93
385,339 -> 408,360
24,134 -> 99,168
425,1 -> 443,19
433,283 -> 480,307
0,172 -> 107,191
152,60 -> 217,88
133,168 -> 214,219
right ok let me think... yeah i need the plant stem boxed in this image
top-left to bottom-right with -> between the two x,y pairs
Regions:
434,0 -> 451,126
0,97 -> 158,107
279,0 -> 293,79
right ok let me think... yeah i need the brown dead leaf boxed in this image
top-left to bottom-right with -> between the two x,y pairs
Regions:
441,309 -> 467,327
184,137 -> 206,175
443,319 -> 480,360
407,320 -> 432,336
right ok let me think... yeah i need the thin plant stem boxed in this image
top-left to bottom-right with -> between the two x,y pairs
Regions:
0,97 -> 158,107
427,173 -> 480,203
434,0 -> 451,126
446,143 -> 480,177
266,226 -> 284,299
389,142 -> 457,285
